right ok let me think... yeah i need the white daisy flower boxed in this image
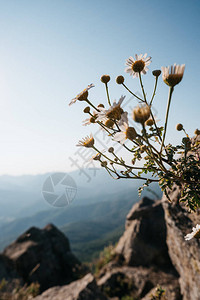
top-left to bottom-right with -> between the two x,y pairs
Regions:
77,134 -> 94,148
96,95 -> 125,122
185,224 -> 200,240
161,64 -> 185,87
113,121 -> 137,144
125,53 -> 151,78
69,84 -> 94,106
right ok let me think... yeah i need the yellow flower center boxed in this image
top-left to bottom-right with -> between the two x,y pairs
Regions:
83,137 -> 94,148
106,105 -> 124,120
132,60 -> 145,73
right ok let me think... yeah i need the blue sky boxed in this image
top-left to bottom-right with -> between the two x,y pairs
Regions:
0,0 -> 199,175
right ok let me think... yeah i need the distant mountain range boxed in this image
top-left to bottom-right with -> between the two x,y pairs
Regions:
0,169 -> 162,261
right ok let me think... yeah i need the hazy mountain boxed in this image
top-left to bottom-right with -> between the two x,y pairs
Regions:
0,169 -> 162,259
0,168 -> 152,221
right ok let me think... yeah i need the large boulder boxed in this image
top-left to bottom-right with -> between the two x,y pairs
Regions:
162,187 -> 200,300
96,197 -> 182,299
34,273 -> 108,300
115,197 -> 172,268
2,224 -> 82,292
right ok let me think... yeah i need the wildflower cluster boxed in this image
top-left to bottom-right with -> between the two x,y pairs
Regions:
69,53 -> 200,211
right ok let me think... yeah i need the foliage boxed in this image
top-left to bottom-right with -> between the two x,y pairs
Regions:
94,244 -> 116,274
0,279 -> 40,300
150,285 -> 166,300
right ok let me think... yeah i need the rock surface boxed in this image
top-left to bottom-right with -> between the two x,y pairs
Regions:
162,187 -> 200,300
115,197 -> 172,269
34,273 -> 108,300
2,224 -> 82,292
98,265 -> 181,300
96,197 -> 182,299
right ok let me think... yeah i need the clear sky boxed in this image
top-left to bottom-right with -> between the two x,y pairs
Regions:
0,0 -> 199,175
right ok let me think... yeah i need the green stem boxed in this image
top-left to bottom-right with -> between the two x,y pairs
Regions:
160,86 -> 174,153
105,83 -> 111,106
139,72 -> 147,102
142,124 -> 168,173
150,76 -> 158,105
122,83 -> 144,102
149,110 -> 162,143
86,99 -> 99,112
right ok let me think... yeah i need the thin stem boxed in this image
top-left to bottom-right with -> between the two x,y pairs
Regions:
104,166 -> 119,180
118,175 -> 159,182
86,99 -> 100,112
139,72 -> 147,102
122,83 -> 144,102
97,121 -> 111,134
92,145 -> 153,170
105,83 -> 111,106
150,76 -> 158,105
160,86 -> 174,153
149,111 -> 162,143
183,128 -> 189,138
142,124 -> 168,173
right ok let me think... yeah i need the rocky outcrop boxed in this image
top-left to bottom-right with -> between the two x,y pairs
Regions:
96,197 -> 182,299
115,197 -> 172,269
34,273 -> 108,300
1,224 -> 83,292
162,187 -> 200,300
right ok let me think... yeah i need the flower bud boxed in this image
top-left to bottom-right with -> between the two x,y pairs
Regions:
101,161 -> 107,167
90,117 -> 96,123
108,147 -> 114,153
101,75 -> 110,84
152,70 -> 161,77
98,104 -> 105,108
126,127 -> 137,140
145,118 -> 154,126
83,107 -> 90,113
116,75 -> 124,84
182,137 -> 191,150
194,129 -> 200,136
176,123 -> 183,131
105,119 -> 115,128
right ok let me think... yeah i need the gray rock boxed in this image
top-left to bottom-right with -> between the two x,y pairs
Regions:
2,224 -> 82,292
34,273 -> 108,300
162,187 -> 200,300
98,266 -> 181,299
115,197 -> 172,268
